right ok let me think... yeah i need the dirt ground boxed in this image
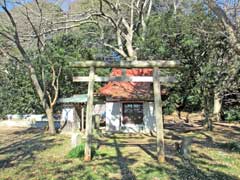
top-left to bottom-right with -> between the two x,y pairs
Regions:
0,114 -> 240,180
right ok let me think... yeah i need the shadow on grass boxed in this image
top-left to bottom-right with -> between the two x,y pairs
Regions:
136,144 -> 238,180
101,130 -> 240,180
44,122 -> 240,179
169,155 -> 239,180
1,127 -> 238,180
113,137 -> 137,180
192,132 -> 240,154
46,135 -> 137,180
139,158 -> 238,180
0,128 -> 56,169
137,134 -> 239,180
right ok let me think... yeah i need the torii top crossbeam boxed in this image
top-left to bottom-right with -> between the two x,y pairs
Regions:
72,60 -> 180,162
71,60 -> 180,68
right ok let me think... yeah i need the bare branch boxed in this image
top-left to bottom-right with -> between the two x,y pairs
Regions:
104,42 -> 128,58
130,0 -> 134,29
42,67 -> 46,95
0,31 -> 15,42
46,90 -> 52,107
205,0 -> 240,55
50,65 -> 62,107
0,47 -> 23,63
97,0 -> 117,29
116,30 -> 124,52
22,5 -> 44,51
206,0 -> 236,29
1,2 -> 29,61
102,0 -> 118,14
122,18 -> 131,31
20,20 -> 98,39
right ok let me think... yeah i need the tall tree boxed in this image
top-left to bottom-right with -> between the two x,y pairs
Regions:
138,2 -> 239,128
91,0 -> 153,60
205,0 -> 240,55
0,0 -> 88,134
203,0 -> 240,121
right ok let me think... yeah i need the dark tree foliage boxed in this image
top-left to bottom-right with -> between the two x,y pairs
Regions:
0,62 -> 42,116
136,3 -> 239,124
0,31 -> 109,117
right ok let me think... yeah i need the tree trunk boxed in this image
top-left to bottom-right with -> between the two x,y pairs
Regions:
178,110 -> 182,120
81,106 -> 85,131
153,67 -> 165,163
1,5 -> 58,135
126,42 -> 137,60
125,32 -> 137,61
180,136 -> 192,160
213,92 -> 222,122
203,90 -> 213,131
46,108 -> 56,134
206,0 -> 240,56
208,117 -> 213,131
84,66 -> 95,161
28,64 -> 56,134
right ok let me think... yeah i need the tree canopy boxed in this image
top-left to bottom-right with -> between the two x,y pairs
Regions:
0,0 -> 239,129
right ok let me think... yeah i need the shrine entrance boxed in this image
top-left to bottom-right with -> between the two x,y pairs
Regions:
71,60 -> 179,162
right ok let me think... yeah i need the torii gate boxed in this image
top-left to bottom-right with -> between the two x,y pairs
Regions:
71,60 -> 180,162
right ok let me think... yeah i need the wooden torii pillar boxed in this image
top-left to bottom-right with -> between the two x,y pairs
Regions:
153,67 -> 165,162
84,66 -> 95,161
71,60 -> 179,162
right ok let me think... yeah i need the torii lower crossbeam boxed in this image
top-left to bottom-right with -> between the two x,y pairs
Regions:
72,60 -> 179,162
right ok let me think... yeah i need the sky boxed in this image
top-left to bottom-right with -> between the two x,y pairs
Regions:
0,0 -> 231,13
0,0 -> 76,12
60,0 -> 75,11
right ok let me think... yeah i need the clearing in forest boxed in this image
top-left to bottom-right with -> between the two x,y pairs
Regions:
0,115 -> 240,180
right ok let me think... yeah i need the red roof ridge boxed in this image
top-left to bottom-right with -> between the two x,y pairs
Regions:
98,68 -> 167,100
111,68 -> 153,77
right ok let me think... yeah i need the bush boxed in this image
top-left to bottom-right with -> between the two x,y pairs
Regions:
227,142 -> 240,152
223,107 -> 240,122
67,143 -> 97,159
219,141 -> 240,153
67,143 -> 85,158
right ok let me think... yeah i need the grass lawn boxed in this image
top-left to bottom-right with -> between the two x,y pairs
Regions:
0,118 -> 240,180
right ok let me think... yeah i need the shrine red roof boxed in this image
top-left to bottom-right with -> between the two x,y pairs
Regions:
98,68 -> 167,100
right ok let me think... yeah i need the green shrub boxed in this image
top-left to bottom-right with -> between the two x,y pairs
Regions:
223,107 -> 240,122
227,142 -> 240,152
67,143 -> 97,159
67,143 -> 85,158
219,141 -> 240,153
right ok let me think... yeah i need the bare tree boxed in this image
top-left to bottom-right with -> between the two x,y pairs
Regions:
205,0 -> 240,55
202,0 -> 240,122
0,0 -> 90,134
92,0 -> 153,61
